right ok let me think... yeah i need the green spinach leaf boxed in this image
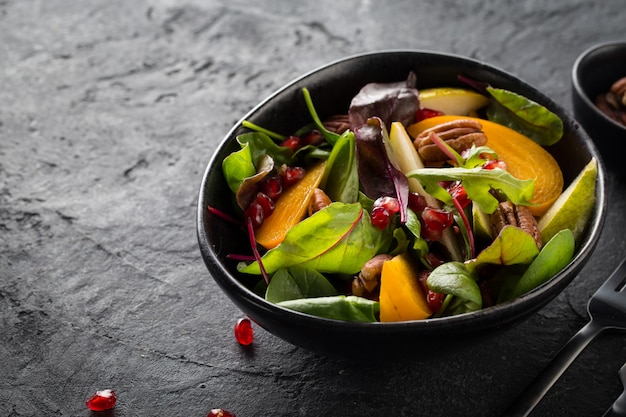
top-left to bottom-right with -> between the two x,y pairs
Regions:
277,295 -> 379,322
426,261 -> 482,313
486,87 -> 563,146
265,266 -> 338,303
511,229 -> 575,298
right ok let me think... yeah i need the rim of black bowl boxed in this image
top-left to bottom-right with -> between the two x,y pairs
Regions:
197,49 -> 607,335
572,40 -> 626,133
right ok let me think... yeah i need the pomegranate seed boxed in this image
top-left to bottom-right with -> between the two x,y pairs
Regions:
373,196 -> 400,213
254,193 -> 275,217
370,206 -> 391,230
408,192 -> 428,212
483,159 -> 507,171
420,220 -> 443,241
282,166 -> 305,188
280,136 -> 302,151
426,291 -> 445,312
422,207 -> 454,231
417,270 -> 445,312
424,252 -> 445,268
86,389 -> 117,411
260,176 -> 283,200
448,181 -> 470,209
416,107 -> 444,122
234,317 -> 254,346
301,130 -> 323,146
244,202 -> 264,229
208,409 -> 237,417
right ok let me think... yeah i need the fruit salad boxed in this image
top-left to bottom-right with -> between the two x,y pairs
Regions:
214,73 -> 597,322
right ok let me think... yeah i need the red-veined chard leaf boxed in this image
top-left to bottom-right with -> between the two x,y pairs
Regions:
354,117 -> 409,222
348,71 -> 419,131
408,166 -> 534,214
238,202 -> 390,275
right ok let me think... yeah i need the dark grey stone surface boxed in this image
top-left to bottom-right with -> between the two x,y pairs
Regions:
1,1 -> 625,416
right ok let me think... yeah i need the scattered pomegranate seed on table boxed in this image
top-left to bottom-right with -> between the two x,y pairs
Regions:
234,317 -> 254,345
208,409 -> 237,417
85,389 -> 117,411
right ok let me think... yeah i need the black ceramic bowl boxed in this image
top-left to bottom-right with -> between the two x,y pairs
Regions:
572,41 -> 626,166
198,50 -> 606,358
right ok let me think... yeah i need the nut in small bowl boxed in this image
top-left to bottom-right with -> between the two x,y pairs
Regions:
572,41 -> 626,166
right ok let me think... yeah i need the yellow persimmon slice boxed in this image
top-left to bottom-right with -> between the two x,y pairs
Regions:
408,115 -> 563,216
255,161 -> 327,249
379,253 -> 431,322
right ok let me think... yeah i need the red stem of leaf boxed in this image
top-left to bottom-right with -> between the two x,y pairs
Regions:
429,132 -> 462,166
247,217 -> 270,284
452,197 -> 475,259
207,205 -> 243,226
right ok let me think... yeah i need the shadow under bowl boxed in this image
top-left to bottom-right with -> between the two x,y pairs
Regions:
572,40 -> 626,168
198,50 -> 606,359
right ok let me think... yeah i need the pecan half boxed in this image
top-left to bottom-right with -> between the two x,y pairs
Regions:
352,254 -> 393,299
610,76 -> 626,107
308,188 -> 332,216
323,114 -> 351,135
490,201 -> 542,248
414,119 -> 487,163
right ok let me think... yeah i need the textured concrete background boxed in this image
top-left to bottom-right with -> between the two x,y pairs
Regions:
1,1 -> 625,416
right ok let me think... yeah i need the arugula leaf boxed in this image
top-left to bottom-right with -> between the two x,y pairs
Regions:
277,295 -> 379,322
486,87 -> 564,146
238,202 -> 389,275
426,261 -> 482,313
265,266 -> 338,303
408,166 -> 534,214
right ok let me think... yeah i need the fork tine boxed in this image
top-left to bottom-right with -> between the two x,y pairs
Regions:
596,258 -> 626,294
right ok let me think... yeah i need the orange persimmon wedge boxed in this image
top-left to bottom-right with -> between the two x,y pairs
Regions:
255,161 -> 327,249
408,115 -> 563,216
379,253 -> 432,322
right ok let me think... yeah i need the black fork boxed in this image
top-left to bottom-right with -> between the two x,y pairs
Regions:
503,258 -> 626,417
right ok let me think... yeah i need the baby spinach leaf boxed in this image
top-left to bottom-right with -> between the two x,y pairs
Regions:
469,226 -> 539,273
511,229 -> 575,298
222,141 -> 256,194
277,295 -> 379,322
408,166 -> 534,214
321,131 -> 359,203
235,154 -> 274,210
237,131 -> 294,168
427,261 -> 482,313
302,88 -> 342,146
239,202 -> 388,275
486,87 -> 563,146
265,266 -> 338,303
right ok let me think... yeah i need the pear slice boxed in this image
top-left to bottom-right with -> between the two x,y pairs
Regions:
419,87 -> 489,116
537,158 -> 597,245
